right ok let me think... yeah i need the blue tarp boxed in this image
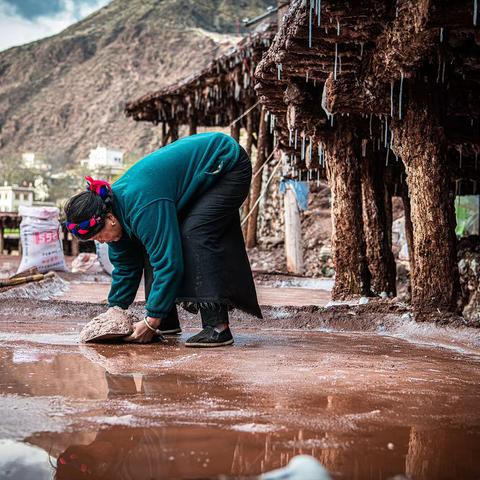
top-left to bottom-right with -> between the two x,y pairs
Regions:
279,180 -> 309,211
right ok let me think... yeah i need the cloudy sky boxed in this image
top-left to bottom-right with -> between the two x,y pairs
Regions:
0,0 -> 111,51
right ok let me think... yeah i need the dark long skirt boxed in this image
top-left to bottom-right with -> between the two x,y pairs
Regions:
144,146 -> 262,319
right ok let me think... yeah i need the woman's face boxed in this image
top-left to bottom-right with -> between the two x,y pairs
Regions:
91,213 -> 123,243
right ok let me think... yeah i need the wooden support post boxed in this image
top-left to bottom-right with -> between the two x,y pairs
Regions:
284,184 -> 304,274
229,104 -> 241,142
392,85 -> 459,313
169,122 -> 179,142
241,102 -> 255,237
188,116 -> 197,136
161,122 -> 167,146
0,224 -> 4,255
401,180 -> 415,276
325,119 -> 371,298
246,106 -> 267,249
361,149 -> 396,296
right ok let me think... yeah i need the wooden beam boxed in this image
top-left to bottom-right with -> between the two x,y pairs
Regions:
284,183 -> 304,274
361,145 -> 397,296
242,101 -> 255,237
392,81 -> 459,313
325,118 -> 371,298
188,116 -> 197,136
246,106 -> 268,248
0,225 -> 4,255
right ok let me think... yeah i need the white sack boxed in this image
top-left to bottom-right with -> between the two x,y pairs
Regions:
17,206 -> 67,273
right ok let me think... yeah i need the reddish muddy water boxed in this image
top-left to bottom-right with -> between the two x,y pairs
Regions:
0,314 -> 479,479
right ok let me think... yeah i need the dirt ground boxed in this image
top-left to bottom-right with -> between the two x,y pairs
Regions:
1,273 -> 480,479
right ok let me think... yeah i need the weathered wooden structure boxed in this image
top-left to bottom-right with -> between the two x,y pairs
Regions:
255,0 -> 479,314
125,24 -> 277,248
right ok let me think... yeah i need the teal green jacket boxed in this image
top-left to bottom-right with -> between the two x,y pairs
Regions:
108,132 -> 240,317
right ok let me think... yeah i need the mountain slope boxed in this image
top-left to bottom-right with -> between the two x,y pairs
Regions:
0,0 -> 273,163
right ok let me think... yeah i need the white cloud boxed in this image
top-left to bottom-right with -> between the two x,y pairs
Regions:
0,1 -> 110,52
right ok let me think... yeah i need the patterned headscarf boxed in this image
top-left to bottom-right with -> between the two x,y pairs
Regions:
65,176 -> 112,238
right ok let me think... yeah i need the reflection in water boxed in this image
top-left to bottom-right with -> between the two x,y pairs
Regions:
29,423 -> 480,480
1,341 -> 479,479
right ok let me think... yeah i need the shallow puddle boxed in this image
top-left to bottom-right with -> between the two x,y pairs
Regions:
1,327 -> 480,479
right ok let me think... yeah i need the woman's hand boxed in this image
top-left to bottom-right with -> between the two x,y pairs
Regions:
124,317 -> 161,343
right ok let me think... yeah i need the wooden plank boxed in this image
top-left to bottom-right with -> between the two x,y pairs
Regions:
284,184 -> 304,275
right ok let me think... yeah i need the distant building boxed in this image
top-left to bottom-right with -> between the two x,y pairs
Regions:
0,184 -> 34,212
22,152 -> 49,171
83,146 -> 124,175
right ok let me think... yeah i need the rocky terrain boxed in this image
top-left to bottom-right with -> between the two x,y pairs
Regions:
0,0 -> 273,164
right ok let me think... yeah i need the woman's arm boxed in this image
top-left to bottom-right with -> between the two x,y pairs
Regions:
107,237 -> 144,309
131,199 -> 184,318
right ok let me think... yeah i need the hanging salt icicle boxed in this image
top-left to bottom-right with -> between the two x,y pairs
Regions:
398,71 -> 404,120
334,43 -> 338,80
294,129 -> 298,149
321,81 -> 332,121
362,139 -> 368,157
390,80 -> 394,117
474,0 -> 478,25
301,132 -> 306,161
455,179 -> 461,196
289,128 -> 293,146
436,54 -> 442,83
317,0 -> 321,27
441,61 -> 446,83
369,114 -> 373,137
308,0 -> 313,48
309,137 -> 313,166
440,27 -> 444,42
459,146 -> 463,169
336,18 -> 340,36
306,70 -> 309,83
330,114 -> 334,127
317,169 -> 320,186
384,116 -> 389,148
360,42 -> 364,58
234,82 -> 241,100
277,63 -> 283,80
385,147 -> 390,166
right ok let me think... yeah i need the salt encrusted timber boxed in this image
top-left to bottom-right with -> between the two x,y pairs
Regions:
254,0 -> 479,316
126,1 -> 479,319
